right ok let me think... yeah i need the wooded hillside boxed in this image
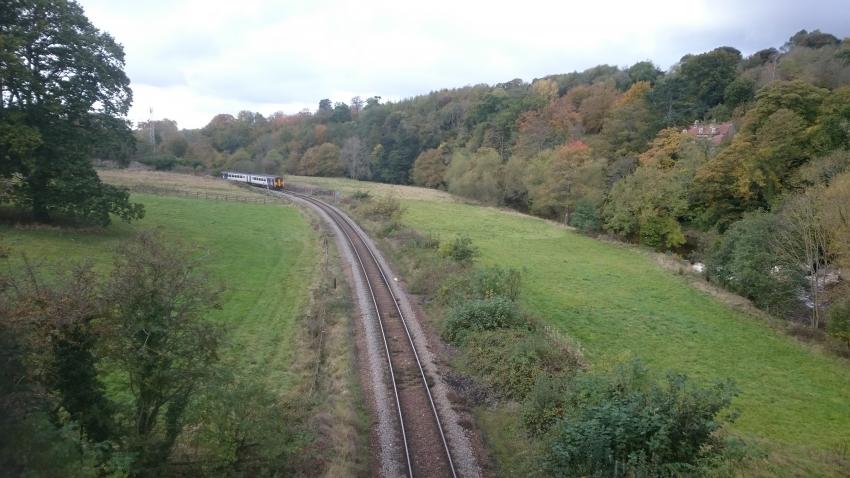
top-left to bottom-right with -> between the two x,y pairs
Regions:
130,29 -> 850,334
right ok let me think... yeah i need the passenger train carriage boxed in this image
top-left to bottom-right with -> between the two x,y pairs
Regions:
221,171 -> 284,189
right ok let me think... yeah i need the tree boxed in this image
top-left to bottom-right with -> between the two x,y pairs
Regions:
787,29 -> 840,49
827,297 -> 850,346
693,80 -> 828,227
1,261 -> 114,443
627,61 -> 662,85
444,148 -> 504,204
706,211 -> 802,315
525,142 -> 605,222
773,191 -> 832,328
0,0 -> 144,225
350,96 -> 364,119
104,231 -> 221,474
601,81 -> 659,158
330,102 -> 352,123
679,47 -> 742,117
724,77 -> 755,109
411,146 -> 449,188
316,98 -> 333,122
340,136 -> 369,179
603,164 -> 690,250
820,169 -> 850,272
299,142 -> 343,177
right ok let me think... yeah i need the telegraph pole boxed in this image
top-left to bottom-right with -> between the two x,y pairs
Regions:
148,107 -> 156,149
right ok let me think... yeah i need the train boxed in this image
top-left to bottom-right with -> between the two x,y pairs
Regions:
221,171 -> 284,189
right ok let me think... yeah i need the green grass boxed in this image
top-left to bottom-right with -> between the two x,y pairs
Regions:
1,193 -> 316,393
292,176 -> 850,473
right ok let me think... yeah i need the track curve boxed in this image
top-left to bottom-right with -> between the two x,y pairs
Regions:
281,190 -> 457,478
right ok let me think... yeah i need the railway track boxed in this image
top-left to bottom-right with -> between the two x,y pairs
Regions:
280,190 -> 457,478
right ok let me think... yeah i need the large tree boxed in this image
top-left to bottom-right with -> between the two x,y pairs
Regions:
0,0 -> 143,225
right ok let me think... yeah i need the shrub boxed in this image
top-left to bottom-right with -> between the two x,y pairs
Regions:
451,267 -> 521,303
351,190 -> 371,201
439,235 -> 480,264
395,229 -> 440,251
363,194 -> 404,222
472,266 -> 522,301
460,330 -> 578,400
443,296 -> 524,344
140,153 -> 179,171
827,297 -> 850,346
569,199 -> 602,232
437,266 -> 522,305
545,360 -> 738,477
522,374 -> 573,436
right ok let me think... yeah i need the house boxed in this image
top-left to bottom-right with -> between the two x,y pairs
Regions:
683,120 -> 734,145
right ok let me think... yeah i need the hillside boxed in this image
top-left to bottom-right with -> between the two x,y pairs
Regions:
130,30 -> 850,337
289,175 -> 850,476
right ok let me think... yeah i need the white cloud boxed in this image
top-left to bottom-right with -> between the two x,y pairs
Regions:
77,0 -> 850,128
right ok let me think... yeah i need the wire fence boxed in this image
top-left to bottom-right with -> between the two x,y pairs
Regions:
127,182 -> 344,206
127,185 -> 284,205
284,183 -> 341,200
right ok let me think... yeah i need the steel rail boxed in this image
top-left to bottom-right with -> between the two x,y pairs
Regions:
281,190 -> 457,478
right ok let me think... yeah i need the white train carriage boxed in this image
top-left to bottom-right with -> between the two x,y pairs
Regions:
221,171 -> 284,189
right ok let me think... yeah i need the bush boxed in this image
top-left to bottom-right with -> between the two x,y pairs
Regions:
545,360 -> 738,477
351,190 -> 371,201
140,153 -> 179,171
440,235 -> 480,264
438,266 -> 522,305
522,374 -> 573,437
443,296 -> 524,344
827,297 -> 850,346
569,199 -> 602,232
460,330 -> 578,400
362,194 -> 404,223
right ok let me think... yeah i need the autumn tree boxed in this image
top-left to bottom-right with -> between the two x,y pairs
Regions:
638,128 -> 696,168
600,81 -> 659,158
0,0 -> 144,225
525,142 -> 605,222
693,80 -> 828,227
820,169 -> 850,271
566,82 -> 619,134
602,131 -> 709,250
299,142 -> 343,177
412,145 -> 450,188
444,148 -> 504,204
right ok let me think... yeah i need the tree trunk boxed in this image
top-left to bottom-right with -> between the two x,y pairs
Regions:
29,174 -> 50,222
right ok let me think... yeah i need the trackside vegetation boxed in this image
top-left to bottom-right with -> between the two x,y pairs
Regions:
342,191 -> 744,476
296,175 -> 850,476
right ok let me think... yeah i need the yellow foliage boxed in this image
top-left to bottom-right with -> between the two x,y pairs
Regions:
616,81 -> 651,107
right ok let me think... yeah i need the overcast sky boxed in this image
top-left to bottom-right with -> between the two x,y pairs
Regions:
77,0 -> 850,129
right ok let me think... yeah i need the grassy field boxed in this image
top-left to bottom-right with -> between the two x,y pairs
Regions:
2,173 -> 375,472
291,175 -> 850,475
1,192 -> 316,393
